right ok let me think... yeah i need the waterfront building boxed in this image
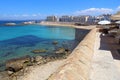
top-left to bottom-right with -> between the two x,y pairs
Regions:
59,16 -> 73,22
95,14 -> 111,22
72,16 -> 85,23
73,15 -> 95,24
95,16 -> 103,22
102,14 -> 111,21
85,16 -> 95,24
45,15 -> 110,25
46,16 -> 58,22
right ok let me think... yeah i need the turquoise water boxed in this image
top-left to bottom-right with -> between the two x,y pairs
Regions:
0,25 -> 75,41
0,24 -> 79,71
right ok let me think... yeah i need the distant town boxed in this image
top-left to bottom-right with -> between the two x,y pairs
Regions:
46,14 -> 111,25
0,14 -> 112,26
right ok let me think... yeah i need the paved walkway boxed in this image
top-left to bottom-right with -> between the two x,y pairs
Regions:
90,33 -> 120,80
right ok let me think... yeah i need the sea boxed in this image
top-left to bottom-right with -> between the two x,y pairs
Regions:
0,20 -> 89,71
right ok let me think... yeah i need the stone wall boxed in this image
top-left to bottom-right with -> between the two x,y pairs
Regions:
48,28 -> 98,80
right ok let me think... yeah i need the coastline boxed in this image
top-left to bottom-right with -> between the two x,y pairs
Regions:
39,21 -> 96,30
0,23 -> 95,80
18,59 -> 66,80
15,28 -> 97,80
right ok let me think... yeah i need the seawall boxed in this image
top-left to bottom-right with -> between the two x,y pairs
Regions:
48,28 -> 98,80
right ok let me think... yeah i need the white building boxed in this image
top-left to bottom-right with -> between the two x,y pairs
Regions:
59,16 -> 73,22
69,16 -> 85,23
46,16 -> 58,22
85,16 -> 95,24
72,15 -> 95,24
46,15 -> 98,24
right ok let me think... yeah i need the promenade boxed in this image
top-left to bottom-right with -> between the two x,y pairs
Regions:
90,32 -> 120,80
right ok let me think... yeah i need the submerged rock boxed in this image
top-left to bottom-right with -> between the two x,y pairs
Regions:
55,48 -> 65,54
52,41 -> 58,45
0,63 -> 5,68
54,48 -> 71,59
31,49 -> 47,54
2,52 -> 13,57
6,55 -> 31,72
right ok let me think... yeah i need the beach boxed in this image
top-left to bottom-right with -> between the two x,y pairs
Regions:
39,21 -> 96,30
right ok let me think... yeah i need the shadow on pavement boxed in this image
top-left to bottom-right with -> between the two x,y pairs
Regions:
99,34 -> 120,60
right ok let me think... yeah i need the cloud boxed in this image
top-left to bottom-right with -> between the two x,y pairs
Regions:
117,6 -> 120,10
74,8 -> 113,15
21,14 -> 30,17
32,14 -> 38,17
13,14 -> 20,17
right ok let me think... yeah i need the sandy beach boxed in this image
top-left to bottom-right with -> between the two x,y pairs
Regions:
39,21 -> 96,30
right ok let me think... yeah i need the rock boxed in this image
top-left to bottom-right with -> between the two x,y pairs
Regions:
55,48 -> 65,54
7,71 -> 13,75
35,56 -> 43,62
64,49 -> 71,55
34,56 -> 44,64
45,57 -> 51,62
5,23 -> 16,26
31,49 -> 47,54
6,55 -> 31,72
65,49 -> 70,52
30,57 -> 35,63
52,41 -> 58,45
24,61 -> 33,66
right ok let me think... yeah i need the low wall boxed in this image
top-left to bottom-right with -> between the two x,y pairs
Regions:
48,28 -> 98,80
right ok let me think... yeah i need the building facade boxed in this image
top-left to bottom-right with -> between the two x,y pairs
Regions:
59,16 -> 73,22
46,16 -> 58,22
46,14 -> 111,25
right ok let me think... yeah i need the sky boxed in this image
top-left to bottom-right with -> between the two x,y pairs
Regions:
0,0 -> 120,20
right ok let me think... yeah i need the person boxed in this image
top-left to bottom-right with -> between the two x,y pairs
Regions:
119,39 -> 120,44
102,33 -> 105,36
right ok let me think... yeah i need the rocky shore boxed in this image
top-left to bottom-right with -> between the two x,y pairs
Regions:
0,59 -> 66,80
18,60 -> 66,80
0,46 -> 71,80
0,23 -> 93,80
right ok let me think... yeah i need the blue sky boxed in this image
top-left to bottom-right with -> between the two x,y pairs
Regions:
0,0 -> 120,20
